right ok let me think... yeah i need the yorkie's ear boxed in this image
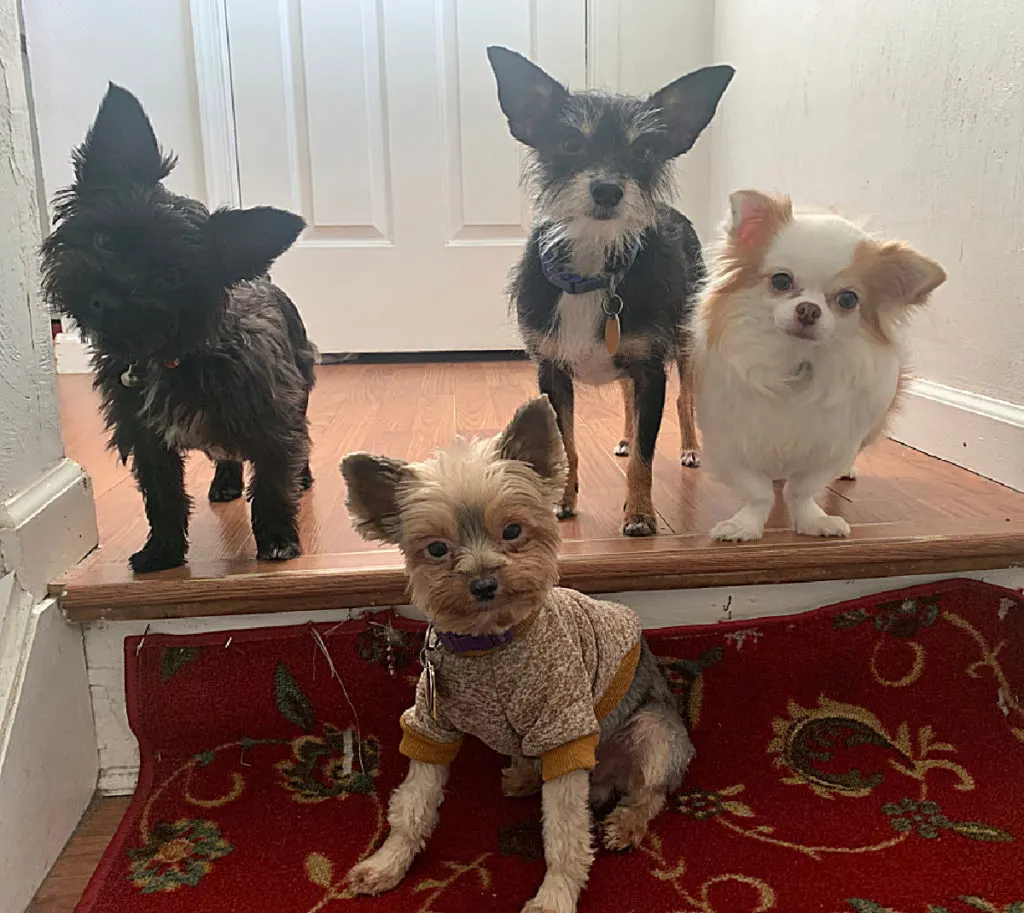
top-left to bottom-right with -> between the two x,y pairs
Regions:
340,453 -> 415,543
497,397 -> 567,488
205,207 -> 306,289
648,65 -> 734,158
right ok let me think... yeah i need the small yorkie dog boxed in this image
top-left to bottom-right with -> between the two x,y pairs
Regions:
487,46 -> 734,537
341,397 -> 693,913
41,84 -> 316,572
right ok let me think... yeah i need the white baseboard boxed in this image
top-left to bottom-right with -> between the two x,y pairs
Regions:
0,598 -> 97,913
53,330 -> 93,374
890,379 -> 1024,492
85,567 -> 1024,795
0,458 -> 98,601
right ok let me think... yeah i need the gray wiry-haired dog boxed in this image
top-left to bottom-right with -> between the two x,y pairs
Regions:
340,397 -> 694,913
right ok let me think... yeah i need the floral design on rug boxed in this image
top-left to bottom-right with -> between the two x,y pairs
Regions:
127,818 -> 232,893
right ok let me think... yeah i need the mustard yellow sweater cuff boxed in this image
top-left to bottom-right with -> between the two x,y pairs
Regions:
541,734 -> 599,781
399,719 -> 463,766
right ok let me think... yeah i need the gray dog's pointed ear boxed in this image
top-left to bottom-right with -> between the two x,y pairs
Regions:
340,452 -> 415,543
648,65 -> 735,157
487,46 -> 569,148
497,397 -> 567,486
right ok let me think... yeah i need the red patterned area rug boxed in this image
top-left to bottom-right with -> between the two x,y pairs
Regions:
77,579 -> 1024,913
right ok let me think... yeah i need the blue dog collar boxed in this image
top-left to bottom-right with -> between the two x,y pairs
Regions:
540,237 -> 642,295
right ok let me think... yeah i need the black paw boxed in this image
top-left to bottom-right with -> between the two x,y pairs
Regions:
129,539 -> 187,573
680,449 -> 701,468
556,504 -> 577,520
256,535 -> 302,561
209,461 -> 244,502
623,514 -> 657,537
299,463 -> 314,491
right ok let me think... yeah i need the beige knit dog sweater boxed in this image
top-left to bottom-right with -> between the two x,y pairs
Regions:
399,587 -> 642,781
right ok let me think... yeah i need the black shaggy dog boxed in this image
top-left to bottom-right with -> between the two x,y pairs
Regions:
41,84 -> 316,572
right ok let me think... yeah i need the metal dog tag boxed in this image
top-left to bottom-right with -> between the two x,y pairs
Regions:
603,292 -> 624,355
422,626 -> 440,720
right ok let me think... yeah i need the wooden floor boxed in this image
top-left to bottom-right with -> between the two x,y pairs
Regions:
53,360 -> 1024,620
28,796 -> 129,913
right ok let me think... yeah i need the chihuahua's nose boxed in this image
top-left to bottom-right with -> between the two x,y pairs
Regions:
469,576 -> 499,602
591,181 -> 624,208
796,301 -> 821,326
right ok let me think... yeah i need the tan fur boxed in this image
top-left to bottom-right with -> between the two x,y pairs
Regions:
523,770 -> 593,913
623,455 -> 656,535
618,378 -> 635,447
346,760 -> 449,895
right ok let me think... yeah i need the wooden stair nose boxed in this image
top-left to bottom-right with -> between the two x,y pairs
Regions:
54,518 -> 1024,622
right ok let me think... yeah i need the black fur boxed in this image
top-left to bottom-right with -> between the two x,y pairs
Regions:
487,47 -> 733,534
40,84 -> 316,572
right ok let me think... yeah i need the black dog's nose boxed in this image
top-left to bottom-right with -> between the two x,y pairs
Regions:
796,301 -> 821,325
89,289 -> 119,313
469,576 -> 498,601
591,182 -> 624,208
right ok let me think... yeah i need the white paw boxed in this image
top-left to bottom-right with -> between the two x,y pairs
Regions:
795,514 -> 851,538
711,515 -> 764,542
680,449 -> 701,468
838,465 -> 858,480
613,440 -> 630,457
521,874 -> 578,913
346,850 -> 409,896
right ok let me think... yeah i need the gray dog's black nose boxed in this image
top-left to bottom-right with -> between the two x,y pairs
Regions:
591,182 -> 624,207
469,576 -> 498,601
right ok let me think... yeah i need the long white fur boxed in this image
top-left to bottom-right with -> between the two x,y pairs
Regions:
693,211 -> 904,542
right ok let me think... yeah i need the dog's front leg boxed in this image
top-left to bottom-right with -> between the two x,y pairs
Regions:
537,359 -> 578,519
129,434 -> 190,573
622,360 -> 666,537
249,446 -> 303,560
522,769 -> 593,913
347,761 -> 449,896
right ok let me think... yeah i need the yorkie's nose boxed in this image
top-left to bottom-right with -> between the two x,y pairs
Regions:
469,576 -> 499,602
796,301 -> 821,326
590,181 -> 624,208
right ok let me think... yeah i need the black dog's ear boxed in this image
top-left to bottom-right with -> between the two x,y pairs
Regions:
648,65 -> 735,158
341,453 -> 415,544
74,83 -> 175,188
497,397 -> 567,488
205,207 -> 305,288
487,46 -> 569,147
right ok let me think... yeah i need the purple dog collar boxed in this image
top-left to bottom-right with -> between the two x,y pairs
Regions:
429,626 -> 516,654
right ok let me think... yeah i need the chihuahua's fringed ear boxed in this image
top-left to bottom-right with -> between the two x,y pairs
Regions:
497,397 -> 567,488
487,46 -> 569,148
205,207 -> 306,289
868,242 -> 947,306
74,84 -> 176,189
340,453 -> 415,544
725,189 -> 793,249
648,65 -> 734,158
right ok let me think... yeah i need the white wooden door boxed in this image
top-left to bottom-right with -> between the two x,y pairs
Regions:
224,0 -> 586,354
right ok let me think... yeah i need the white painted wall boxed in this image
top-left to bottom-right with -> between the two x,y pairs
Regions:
710,0 -> 1024,489
22,0 -> 205,214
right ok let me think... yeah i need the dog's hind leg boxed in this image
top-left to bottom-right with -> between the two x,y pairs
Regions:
537,359 -> 578,520
129,434 -> 190,573
622,359 -> 665,536
675,354 -> 700,468
614,378 -> 633,457
209,459 -> 244,502
249,442 -> 304,560
601,701 -> 694,852
523,769 -> 593,913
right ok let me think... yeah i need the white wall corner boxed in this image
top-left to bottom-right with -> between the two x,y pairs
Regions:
0,457 -> 98,602
0,597 -> 97,913
54,327 -> 94,375
890,379 -> 1024,492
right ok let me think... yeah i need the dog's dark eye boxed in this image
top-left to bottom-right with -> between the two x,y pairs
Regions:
770,272 -> 794,292
559,134 -> 584,155
501,523 -> 522,541
426,541 -> 449,559
631,141 -> 653,162
836,290 -> 859,310
93,232 -> 112,253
